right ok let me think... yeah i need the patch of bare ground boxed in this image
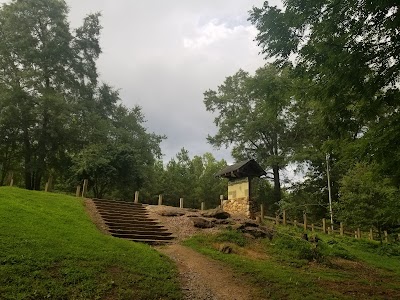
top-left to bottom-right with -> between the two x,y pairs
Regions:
84,198 -> 110,235
158,244 -> 256,300
145,205 -> 222,242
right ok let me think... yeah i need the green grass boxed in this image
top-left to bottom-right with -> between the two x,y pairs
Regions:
0,187 -> 182,300
183,226 -> 400,300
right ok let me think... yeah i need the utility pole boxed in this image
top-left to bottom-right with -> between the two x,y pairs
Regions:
326,153 -> 334,231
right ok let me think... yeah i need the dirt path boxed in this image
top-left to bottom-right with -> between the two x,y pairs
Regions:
157,244 -> 255,300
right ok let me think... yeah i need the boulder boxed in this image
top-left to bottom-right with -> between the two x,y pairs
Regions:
219,244 -> 233,254
237,224 -> 274,240
200,208 -> 230,219
192,217 -> 215,228
213,219 -> 233,225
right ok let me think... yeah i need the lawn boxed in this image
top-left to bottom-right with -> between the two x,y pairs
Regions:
0,187 -> 182,300
184,225 -> 400,300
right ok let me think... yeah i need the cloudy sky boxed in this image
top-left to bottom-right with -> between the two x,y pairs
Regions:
65,0 -> 284,163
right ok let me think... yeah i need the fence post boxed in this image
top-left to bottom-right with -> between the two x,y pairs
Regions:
180,198 -> 184,208
134,191 -> 139,203
311,224 -> 315,232
294,220 -> 297,227
220,195 -> 224,208
76,185 -> 81,197
357,228 -> 361,239
283,210 -> 287,225
384,231 -> 388,243
82,179 -> 88,198
201,202 -> 205,211
275,214 -> 280,225
158,194 -> 163,206
354,231 -> 358,239
340,222 -> 344,236
322,218 -> 326,233
303,212 -> 307,231
369,228 -> 373,240
260,204 -> 264,221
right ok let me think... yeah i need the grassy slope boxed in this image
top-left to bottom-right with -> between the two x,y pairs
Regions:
184,226 -> 400,300
0,187 -> 181,300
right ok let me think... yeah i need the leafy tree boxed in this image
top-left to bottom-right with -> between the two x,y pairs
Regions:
336,163 -> 400,237
204,64 -> 297,204
0,0 -> 101,189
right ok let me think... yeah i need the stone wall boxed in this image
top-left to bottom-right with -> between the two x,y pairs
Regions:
223,177 -> 255,218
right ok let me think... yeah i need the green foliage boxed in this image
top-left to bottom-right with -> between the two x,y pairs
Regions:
143,149 -> 227,208
336,163 -> 400,234
0,187 -> 181,299
204,64 -> 301,204
0,1 -> 164,198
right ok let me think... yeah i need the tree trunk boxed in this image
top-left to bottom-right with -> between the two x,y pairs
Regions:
23,129 -> 33,190
272,165 -> 281,203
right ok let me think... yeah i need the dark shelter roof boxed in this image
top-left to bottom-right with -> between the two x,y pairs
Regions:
215,159 -> 266,179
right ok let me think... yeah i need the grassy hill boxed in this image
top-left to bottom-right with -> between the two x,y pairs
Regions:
0,187 -> 181,300
184,225 -> 400,299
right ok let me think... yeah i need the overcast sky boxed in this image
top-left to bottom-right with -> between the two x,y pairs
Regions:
65,0 -> 284,163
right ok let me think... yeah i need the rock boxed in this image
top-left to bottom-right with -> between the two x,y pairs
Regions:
213,219 -> 233,225
200,208 -> 230,219
159,209 -> 186,217
192,217 -> 215,228
219,244 -> 233,254
237,224 -> 274,240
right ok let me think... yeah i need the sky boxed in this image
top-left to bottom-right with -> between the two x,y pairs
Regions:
63,0 -> 282,163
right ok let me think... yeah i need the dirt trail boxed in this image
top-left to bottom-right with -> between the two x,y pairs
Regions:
157,244 -> 255,300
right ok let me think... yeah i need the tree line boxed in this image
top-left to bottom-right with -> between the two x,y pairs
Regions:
205,0 -> 400,236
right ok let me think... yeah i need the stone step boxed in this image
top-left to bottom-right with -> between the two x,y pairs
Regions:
107,224 -> 168,231
92,198 -> 143,206
95,207 -> 147,213
109,229 -> 173,236
101,215 -> 157,222
97,210 -> 149,217
128,239 -> 173,245
105,220 -> 161,227
111,232 -> 175,240
94,204 -> 146,212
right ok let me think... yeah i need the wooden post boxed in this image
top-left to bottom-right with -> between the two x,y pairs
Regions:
134,191 -> 139,203
340,222 -> 344,236
357,228 -> 361,239
311,224 -> 315,232
294,220 -> 297,227
82,179 -> 88,198
45,182 -> 49,192
384,230 -> 388,243
275,214 -> 280,225
201,202 -> 205,211
369,228 -> 373,240
158,194 -> 163,206
260,204 -> 264,221
220,195 -> 224,208
322,218 -> 326,234
180,198 -> 184,208
283,210 -> 287,225
354,231 -> 358,239
76,185 -> 81,197
303,212 -> 307,231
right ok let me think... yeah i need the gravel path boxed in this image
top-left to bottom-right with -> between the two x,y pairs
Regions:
157,244 -> 253,300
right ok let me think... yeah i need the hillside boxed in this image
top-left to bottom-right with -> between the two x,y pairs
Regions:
183,225 -> 400,299
0,187 -> 181,299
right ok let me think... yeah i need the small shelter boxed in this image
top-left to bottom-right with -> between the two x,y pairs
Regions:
216,159 -> 266,218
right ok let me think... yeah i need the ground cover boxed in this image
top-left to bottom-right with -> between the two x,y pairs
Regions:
0,187 -> 182,300
184,225 -> 400,300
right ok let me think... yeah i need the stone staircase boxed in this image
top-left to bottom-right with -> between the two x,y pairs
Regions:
92,198 -> 175,245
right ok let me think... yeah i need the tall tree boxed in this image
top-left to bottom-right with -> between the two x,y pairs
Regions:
0,0 -> 101,189
204,64 -> 297,203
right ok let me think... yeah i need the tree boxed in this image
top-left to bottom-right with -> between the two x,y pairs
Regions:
0,0 -> 101,189
336,163 -> 400,237
249,0 -> 400,187
204,64 -> 297,203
